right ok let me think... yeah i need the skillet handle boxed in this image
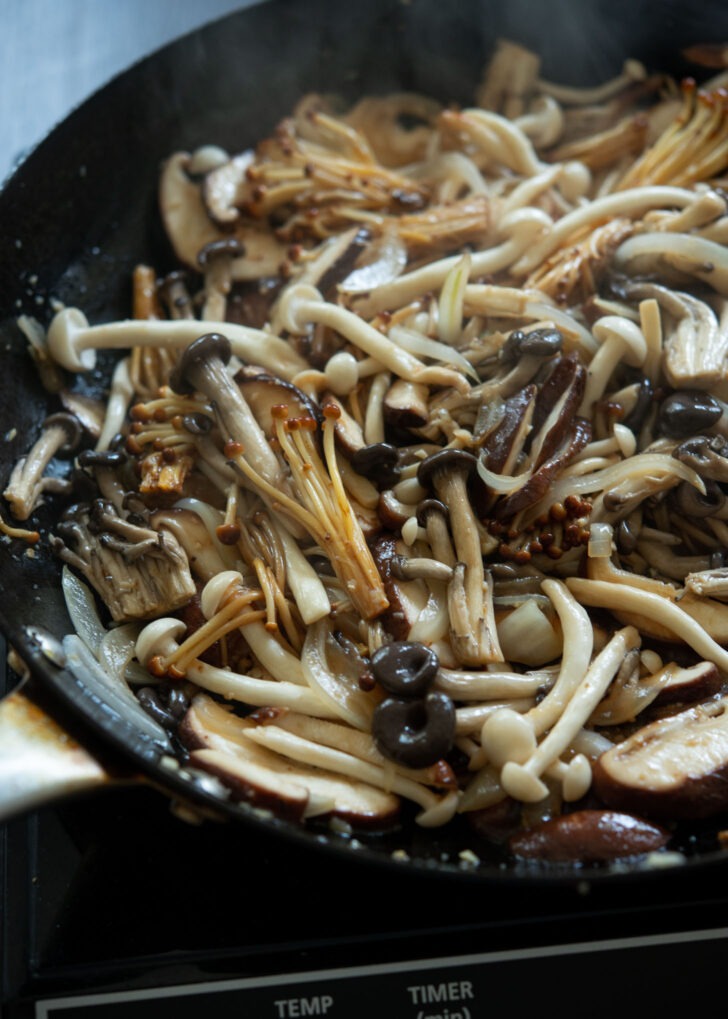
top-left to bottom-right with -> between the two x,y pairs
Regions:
0,687 -> 113,821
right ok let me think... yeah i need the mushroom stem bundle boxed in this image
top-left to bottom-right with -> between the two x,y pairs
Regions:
278,284 -> 471,393
230,403 -> 389,621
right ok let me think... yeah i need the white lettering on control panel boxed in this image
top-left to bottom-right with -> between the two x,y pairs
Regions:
407,982 -> 474,1005
274,994 -> 334,1017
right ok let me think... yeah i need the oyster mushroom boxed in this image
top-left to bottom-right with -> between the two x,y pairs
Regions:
626,282 -> 728,390
50,500 -> 195,623
201,151 -> 254,226
475,38 -> 540,116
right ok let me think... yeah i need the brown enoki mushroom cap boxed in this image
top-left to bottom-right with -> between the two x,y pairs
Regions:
170,332 -> 232,395
416,448 -> 478,488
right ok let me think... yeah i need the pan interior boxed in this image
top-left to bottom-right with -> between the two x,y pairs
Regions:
3,0 -> 728,883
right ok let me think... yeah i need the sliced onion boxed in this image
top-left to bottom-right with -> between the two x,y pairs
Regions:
301,619 -> 380,730
476,455 -> 533,494
275,523 -> 331,625
527,451 -> 706,522
438,252 -> 471,346
389,324 -> 479,381
62,566 -> 108,656
98,623 -> 141,682
62,634 -> 172,747
496,600 -> 562,666
338,229 -> 407,293
173,497 -> 242,569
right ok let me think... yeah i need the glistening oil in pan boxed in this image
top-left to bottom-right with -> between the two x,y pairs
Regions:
3,758 -> 728,1019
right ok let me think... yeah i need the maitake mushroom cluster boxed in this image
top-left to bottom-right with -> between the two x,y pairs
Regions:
10,39 -> 728,864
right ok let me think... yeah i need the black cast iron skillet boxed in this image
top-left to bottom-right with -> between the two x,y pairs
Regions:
3,0 -> 728,885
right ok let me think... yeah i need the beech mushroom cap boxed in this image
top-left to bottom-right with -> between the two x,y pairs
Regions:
350,442 -> 400,488
499,326 -> 563,366
197,237 -> 246,267
372,691 -> 456,768
673,434 -> 728,481
416,448 -> 478,488
170,332 -> 232,395
659,390 -> 723,438
672,477 -> 725,517
42,412 -> 83,456
416,497 -> 450,528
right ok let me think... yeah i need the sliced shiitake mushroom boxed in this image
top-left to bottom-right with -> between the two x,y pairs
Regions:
180,694 -> 400,828
653,660 -> 723,707
593,695 -> 728,819
509,809 -> 670,863
234,365 -> 321,438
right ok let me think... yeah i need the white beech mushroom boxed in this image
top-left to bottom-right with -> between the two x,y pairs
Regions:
277,284 -> 471,393
135,617 -> 335,716
512,186 -> 704,277
500,625 -> 640,803
615,232 -> 728,297
578,316 -> 647,416
46,307 -> 307,378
